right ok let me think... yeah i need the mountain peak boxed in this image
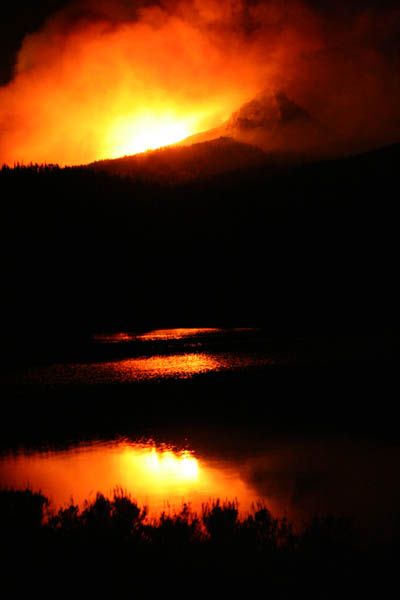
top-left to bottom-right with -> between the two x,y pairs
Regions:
227,91 -> 311,132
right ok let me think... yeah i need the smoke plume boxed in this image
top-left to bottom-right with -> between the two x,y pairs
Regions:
0,0 -> 399,165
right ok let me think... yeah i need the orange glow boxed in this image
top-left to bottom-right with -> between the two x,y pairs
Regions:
3,438 -> 400,531
93,332 -> 133,343
0,441 -> 255,517
134,448 -> 199,484
109,353 -> 220,380
136,328 -> 221,341
0,5 -> 267,166
104,113 -> 194,158
1,1 -> 398,164
93,328 -> 222,343
3,349 -> 276,385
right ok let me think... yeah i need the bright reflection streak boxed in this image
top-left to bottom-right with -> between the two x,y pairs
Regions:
5,351 -> 275,385
93,328 -> 223,343
109,353 -> 220,381
136,328 -> 221,341
2,439 -> 399,533
93,332 -> 133,343
138,448 -> 198,482
0,441 -> 255,517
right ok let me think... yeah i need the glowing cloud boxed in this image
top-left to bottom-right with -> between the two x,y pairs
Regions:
0,0 -> 399,165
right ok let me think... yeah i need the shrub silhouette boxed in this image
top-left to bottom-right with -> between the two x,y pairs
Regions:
49,503 -> 80,532
152,503 -> 200,547
0,489 -> 48,534
202,499 -> 239,542
1,489 -> 394,597
241,505 -> 279,546
111,488 -> 147,538
64,490 -> 148,541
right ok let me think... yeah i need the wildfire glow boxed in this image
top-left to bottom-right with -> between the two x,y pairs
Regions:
0,441 -> 255,517
143,448 -> 199,482
0,3 -> 265,166
0,0 -> 398,165
104,113 -> 195,158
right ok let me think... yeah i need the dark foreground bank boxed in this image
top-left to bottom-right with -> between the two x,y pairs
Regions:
1,489 -> 397,598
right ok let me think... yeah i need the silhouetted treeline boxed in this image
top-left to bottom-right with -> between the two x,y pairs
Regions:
1,143 -> 399,359
1,488 -> 397,597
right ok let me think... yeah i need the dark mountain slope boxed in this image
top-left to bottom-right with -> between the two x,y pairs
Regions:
88,91 -> 326,185
181,91 -> 328,155
90,137 -> 268,184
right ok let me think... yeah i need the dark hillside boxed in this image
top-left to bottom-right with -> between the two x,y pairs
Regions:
90,137 -> 268,183
1,143 -> 399,358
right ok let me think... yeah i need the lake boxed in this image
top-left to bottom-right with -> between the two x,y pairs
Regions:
2,328 -> 278,385
1,328 -> 399,536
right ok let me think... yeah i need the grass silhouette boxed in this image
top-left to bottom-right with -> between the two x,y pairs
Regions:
1,488 -> 396,597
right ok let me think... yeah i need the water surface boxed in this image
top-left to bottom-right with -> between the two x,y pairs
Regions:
2,328 -> 399,536
2,435 -> 399,535
3,328 -> 278,385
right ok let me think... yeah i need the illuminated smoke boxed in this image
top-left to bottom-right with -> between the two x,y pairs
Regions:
0,0 -> 399,165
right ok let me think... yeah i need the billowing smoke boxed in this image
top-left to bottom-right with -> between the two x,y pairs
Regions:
0,0 -> 399,165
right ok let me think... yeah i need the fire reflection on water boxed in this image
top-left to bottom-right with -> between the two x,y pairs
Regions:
93,328 -> 241,343
2,329 -> 270,386
11,351 -> 273,385
0,441 -> 257,517
111,353 -> 220,380
2,438 -> 400,533
136,328 -> 222,341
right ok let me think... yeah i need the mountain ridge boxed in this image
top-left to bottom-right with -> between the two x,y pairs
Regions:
89,136 -> 269,183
